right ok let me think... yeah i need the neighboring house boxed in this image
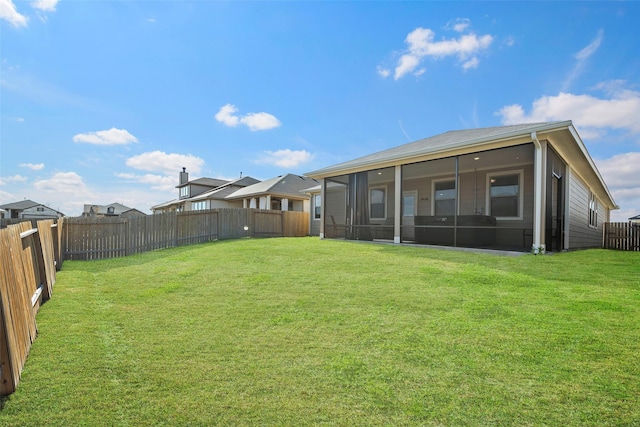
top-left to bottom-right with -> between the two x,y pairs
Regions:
188,176 -> 261,211
152,168 -> 231,213
629,214 -> 640,225
82,203 -> 147,217
305,121 -> 617,252
225,174 -> 319,213
0,200 -> 64,220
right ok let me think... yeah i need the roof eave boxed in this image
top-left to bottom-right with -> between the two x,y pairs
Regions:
306,121 -> 573,179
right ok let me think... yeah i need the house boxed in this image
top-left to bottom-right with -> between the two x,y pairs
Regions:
152,168 -> 231,213
225,174 -> 319,213
82,203 -> 147,217
305,121 -> 617,252
188,176 -> 261,211
0,200 -> 64,220
629,214 -> 640,225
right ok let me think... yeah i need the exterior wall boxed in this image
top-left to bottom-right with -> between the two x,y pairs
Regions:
567,170 -> 605,249
18,205 -> 61,219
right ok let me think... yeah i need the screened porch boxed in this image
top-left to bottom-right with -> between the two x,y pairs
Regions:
323,144 -> 537,251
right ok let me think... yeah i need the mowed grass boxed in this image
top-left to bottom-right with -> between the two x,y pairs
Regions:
1,238 -> 639,426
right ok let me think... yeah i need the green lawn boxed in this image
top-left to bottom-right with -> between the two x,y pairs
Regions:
1,238 -> 639,426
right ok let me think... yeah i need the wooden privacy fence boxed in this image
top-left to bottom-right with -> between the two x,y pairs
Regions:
0,218 -> 64,395
603,222 -> 640,251
63,209 -> 309,260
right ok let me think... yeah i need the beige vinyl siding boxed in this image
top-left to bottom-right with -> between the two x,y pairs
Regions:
567,170 -> 604,248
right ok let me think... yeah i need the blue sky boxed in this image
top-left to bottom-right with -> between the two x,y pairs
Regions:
1,1 -> 639,220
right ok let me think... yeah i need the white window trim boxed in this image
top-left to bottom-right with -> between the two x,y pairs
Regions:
588,191 -> 598,229
402,190 -> 418,216
431,177 -> 457,216
486,169 -> 524,220
313,194 -> 322,220
369,185 -> 387,220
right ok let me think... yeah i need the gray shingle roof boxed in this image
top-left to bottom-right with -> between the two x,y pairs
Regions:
226,174 -> 319,200
176,177 -> 229,189
306,122 -> 569,177
0,199 -> 41,210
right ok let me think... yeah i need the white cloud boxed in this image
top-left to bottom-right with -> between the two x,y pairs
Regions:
215,104 -> 282,131
596,152 -> 640,189
73,128 -> 139,145
214,104 -> 240,127
462,57 -> 480,70
495,84 -> 640,136
255,149 -> 313,168
116,173 -> 177,192
447,18 -> 471,33
382,23 -> 494,80
125,151 -> 205,176
33,171 -> 90,195
595,152 -> 640,221
394,54 -> 421,80
31,0 -> 57,12
563,29 -> 604,91
376,66 -> 391,78
1,0 -> 28,27
19,162 -> 45,170
0,174 -> 27,186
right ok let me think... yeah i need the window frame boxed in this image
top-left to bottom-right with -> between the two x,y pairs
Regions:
588,191 -> 598,228
486,169 -> 524,220
431,177 -> 457,216
402,190 -> 418,217
313,194 -> 322,220
369,185 -> 387,220
180,186 -> 189,198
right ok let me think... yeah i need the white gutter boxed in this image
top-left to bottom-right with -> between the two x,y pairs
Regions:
531,131 -> 544,253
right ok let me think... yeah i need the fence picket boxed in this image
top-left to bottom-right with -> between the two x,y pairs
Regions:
62,209 -> 309,260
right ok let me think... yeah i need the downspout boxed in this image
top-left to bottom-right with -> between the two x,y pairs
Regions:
531,132 -> 545,254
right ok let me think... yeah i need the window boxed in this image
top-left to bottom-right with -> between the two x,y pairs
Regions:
487,170 -> 523,219
192,201 -> 207,211
433,179 -> 456,216
37,207 -> 45,212
313,194 -> 322,220
402,191 -> 417,216
107,206 -> 115,214
588,191 -> 598,228
180,186 -> 189,198
370,187 -> 386,219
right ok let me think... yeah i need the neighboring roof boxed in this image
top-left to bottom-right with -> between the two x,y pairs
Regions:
629,214 -> 640,220
84,202 -> 136,215
151,199 -> 181,210
0,199 -> 41,210
0,199 -> 65,216
190,176 -> 261,201
305,121 -> 617,210
226,174 -> 319,200
176,177 -> 228,189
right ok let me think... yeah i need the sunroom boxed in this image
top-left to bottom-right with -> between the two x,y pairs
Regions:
306,122 -> 617,252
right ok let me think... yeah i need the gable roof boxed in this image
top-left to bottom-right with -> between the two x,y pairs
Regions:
306,122 -> 566,177
629,214 -> 640,220
83,203 -> 137,215
305,121 -> 617,210
0,199 -> 42,210
176,177 -> 229,189
190,176 -> 261,201
226,174 -> 319,200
